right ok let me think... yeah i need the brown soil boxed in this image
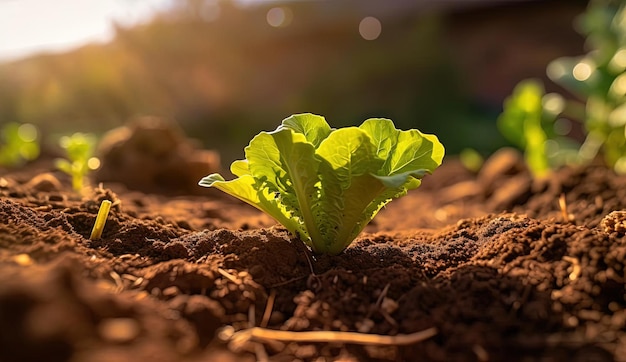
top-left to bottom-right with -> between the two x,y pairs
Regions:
1,146 -> 626,362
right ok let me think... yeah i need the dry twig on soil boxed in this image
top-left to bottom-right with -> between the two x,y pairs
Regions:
223,325 -> 438,348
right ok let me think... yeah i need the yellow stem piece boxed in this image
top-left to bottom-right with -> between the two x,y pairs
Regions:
90,200 -> 112,240
233,326 -> 437,346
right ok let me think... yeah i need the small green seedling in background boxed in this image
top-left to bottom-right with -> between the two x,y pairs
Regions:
499,0 -> 626,175
55,132 -> 100,191
497,80 -> 579,177
0,122 -> 40,167
90,199 -> 112,240
199,113 -> 444,255
459,148 -> 484,173
547,0 -> 626,172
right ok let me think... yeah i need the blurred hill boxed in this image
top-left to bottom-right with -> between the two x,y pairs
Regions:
0,0 -> 587,165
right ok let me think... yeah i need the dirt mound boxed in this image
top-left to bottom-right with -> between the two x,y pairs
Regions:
1,149 -> 625,361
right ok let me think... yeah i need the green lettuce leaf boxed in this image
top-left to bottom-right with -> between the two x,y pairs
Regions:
199,113 -> 445,255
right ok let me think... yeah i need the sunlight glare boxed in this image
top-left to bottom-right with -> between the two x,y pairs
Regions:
0,0 -> 172,61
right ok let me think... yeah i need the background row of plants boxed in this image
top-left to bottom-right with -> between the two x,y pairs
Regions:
0,123 -> 98,192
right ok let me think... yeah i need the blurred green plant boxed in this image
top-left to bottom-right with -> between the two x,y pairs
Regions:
55,133 -> 99,191
497,80 -> 580,177
459,148 -> 484,173
499,0 -> 626,175
0,122 -> 40,167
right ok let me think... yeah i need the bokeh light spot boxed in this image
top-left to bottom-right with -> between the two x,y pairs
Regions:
615,157 -> 626,175
200,2 -> 221,22
543,93 -> 565,115
544,139 -> 560,158
547,61 -> 568,80
88,157 -> 101,170
609,104 -> 626,127
59,135 -> 71,148
359,17 -> 381,40
573,60 -> 593,81
266,7 -> 292,28
17,123 -> 38,142
579,132 -> 603,161
553,118 -> 572,136
612,48 -> 626,69
611,74 -> 626,95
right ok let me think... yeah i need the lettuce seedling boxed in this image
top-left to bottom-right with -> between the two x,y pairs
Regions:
55,133 -> 98,191
199,114 -> 444,255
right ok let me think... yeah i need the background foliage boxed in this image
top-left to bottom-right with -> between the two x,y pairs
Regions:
0,0 -> 587,165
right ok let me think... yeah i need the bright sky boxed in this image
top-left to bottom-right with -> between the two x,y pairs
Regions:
0,0 -> 174,62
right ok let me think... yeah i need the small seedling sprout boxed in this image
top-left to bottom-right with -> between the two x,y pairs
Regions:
0,122 -> 40,167
459,148 -> 484,173
55,132 -> 100,191
90,199 -> 112,240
